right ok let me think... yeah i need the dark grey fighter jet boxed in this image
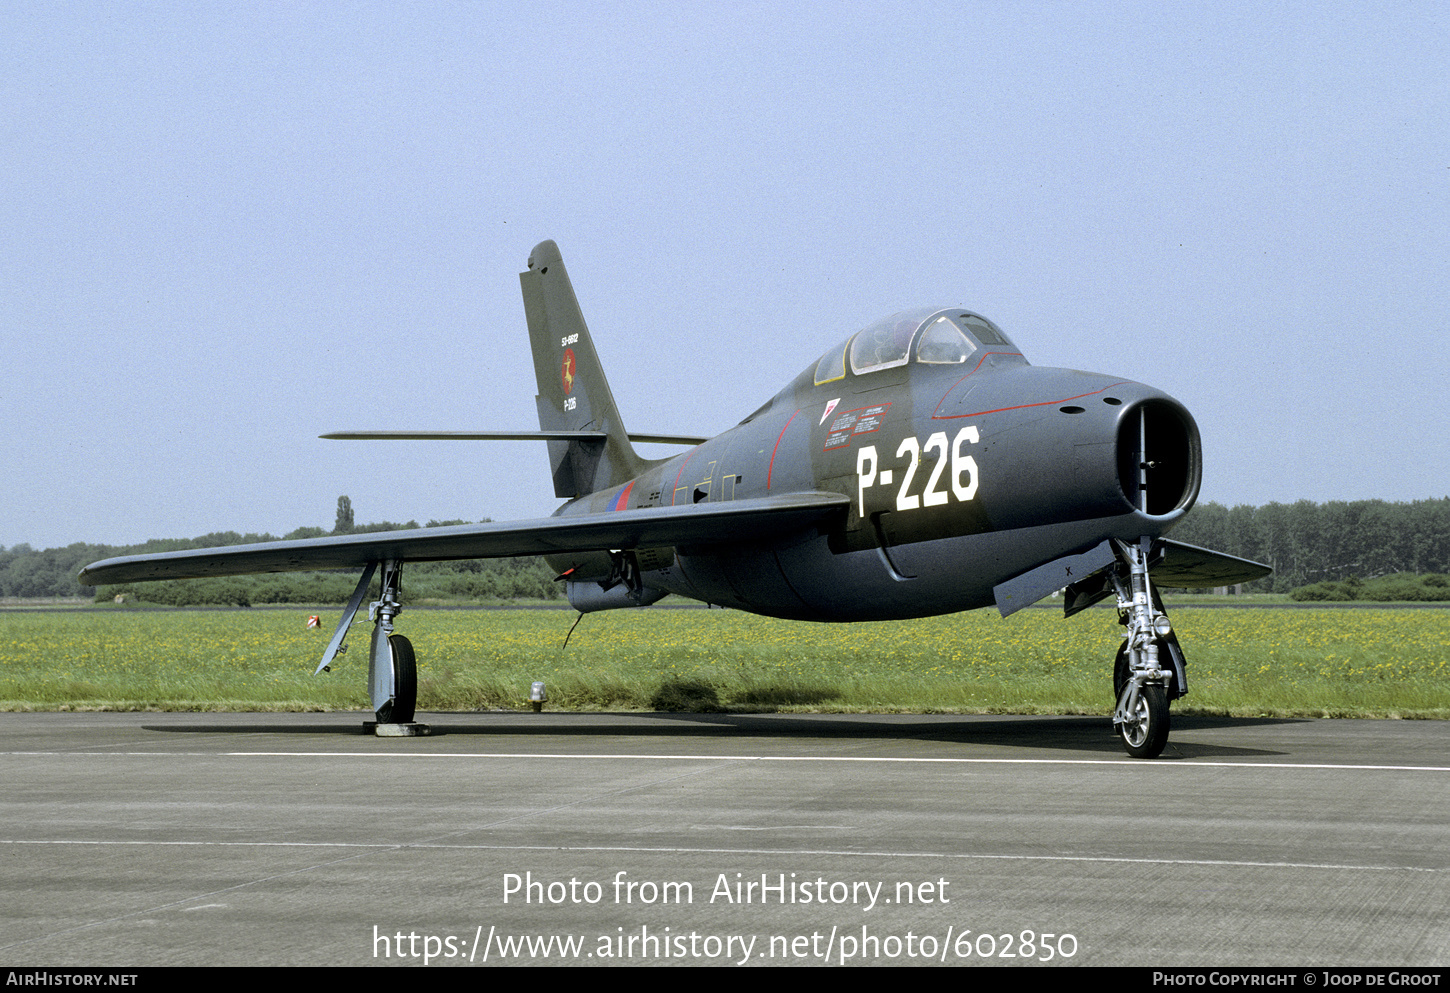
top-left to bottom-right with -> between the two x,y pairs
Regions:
81,240 -> 1269,757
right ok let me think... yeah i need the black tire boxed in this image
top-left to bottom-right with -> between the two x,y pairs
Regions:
387,633 -> 417,724
1118,683 -> 1169,759
1113,642 -> 1130,703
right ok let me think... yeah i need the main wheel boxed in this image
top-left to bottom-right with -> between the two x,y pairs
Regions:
1118,683 -> 1169,759
387,633 -> 417,724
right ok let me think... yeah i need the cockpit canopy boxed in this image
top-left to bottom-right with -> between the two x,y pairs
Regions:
813,307 -> 1019,386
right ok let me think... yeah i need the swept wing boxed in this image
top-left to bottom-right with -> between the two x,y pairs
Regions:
319,431 -> 711,446
1153,538 -> 1273,587
79,492 -> 849,586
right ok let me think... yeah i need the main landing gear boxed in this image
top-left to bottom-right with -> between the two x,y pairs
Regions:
315,560 -> 430,737
1106,538 -> 1186,759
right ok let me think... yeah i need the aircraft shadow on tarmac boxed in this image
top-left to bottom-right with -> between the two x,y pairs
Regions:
144,711 -> 1301,759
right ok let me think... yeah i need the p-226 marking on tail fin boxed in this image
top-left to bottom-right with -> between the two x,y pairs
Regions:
521,239 -> 659,498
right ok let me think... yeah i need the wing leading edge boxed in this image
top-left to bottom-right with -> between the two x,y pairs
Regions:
997,537 -> 1273,618
1151,538 -> 1273,587
78,492 -> 850,586
319,431 -> 712,446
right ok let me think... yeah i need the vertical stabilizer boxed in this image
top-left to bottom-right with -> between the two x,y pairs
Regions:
520,240 -> 647,498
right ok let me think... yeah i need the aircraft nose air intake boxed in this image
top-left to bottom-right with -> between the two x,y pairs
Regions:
1117,399 -> 1201,516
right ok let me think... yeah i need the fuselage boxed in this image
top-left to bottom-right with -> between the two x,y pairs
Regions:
551,307 -> 1201,621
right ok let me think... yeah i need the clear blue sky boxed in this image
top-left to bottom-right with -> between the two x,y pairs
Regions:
4,2 -> 1446,550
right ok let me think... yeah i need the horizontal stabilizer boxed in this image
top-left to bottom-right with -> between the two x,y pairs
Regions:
79,492 -> 850,586
321,431 -> 709,446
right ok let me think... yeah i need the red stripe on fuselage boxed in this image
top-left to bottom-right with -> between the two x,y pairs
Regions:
767,409 -> 800,491
669,448 -> 699,506
930,353 -> 1130,419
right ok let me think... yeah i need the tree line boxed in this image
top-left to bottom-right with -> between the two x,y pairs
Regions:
0,499 -> 560,602
1165,497 -> 1450,593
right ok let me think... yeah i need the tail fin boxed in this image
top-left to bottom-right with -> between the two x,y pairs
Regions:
520,240 -> 648,498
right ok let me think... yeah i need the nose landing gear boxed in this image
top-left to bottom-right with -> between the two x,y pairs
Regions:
1107,538 -> 1184,759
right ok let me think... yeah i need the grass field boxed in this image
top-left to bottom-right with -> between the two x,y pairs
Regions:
1,605 -> 1446,718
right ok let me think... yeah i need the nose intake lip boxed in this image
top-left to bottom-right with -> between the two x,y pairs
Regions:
1117,399 -> 1201,517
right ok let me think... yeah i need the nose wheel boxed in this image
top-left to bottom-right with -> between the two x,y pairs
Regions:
1116,680 -> 1169,758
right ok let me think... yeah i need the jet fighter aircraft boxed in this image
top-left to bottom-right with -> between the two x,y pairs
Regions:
81,240 -> 1270,757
